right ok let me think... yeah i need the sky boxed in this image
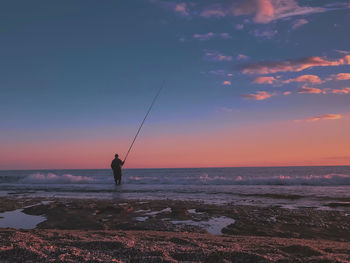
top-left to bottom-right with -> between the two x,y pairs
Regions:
1,0 -> 350,169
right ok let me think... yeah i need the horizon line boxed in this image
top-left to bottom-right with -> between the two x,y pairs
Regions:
1,164 -> 350,171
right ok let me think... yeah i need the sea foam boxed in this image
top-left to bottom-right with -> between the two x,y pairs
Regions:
21,173 -> 94,184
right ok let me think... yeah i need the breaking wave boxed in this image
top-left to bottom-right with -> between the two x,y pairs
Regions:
196,173 -> 350,186
2,170 -> 350,186
21,173 -> 95,184
123,173 -> 350,186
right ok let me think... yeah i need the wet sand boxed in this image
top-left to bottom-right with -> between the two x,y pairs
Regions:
0,197 -> 350,262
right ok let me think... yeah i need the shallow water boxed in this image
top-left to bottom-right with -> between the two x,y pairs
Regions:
1,167 -> 350,210
0,209 -> 46,229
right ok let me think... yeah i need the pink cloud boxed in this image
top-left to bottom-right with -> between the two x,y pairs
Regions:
235,24 -> 244,30
200,7 -> 226,18
292,18 -> 309,29
154,0 -> 349,24
193,32 -> 215,41
204,51 -> 233,62
332,88 -> 350,94
242,91 -> 273,100
253,76 -> 276,84
237,54 -> 249,60
335,73 -> 350,80
222,80 -> 231,86
284,74 -> 322,84
174,3 -> 189,16
307,114 -> 342,122
220,33 -> 231,39
193,32 -> 231,41
297,87 -> 324,94
251,29 -> 277,39
283,91 -> 292,95
241,55 -> 350,75
232,0 -> 327,24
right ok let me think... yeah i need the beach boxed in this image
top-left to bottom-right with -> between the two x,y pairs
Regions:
0,197 -> 350,262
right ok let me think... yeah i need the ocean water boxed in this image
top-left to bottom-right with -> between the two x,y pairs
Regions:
1,166 -> 350,209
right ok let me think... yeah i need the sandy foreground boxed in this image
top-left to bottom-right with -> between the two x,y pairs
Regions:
0,197 -> 349,262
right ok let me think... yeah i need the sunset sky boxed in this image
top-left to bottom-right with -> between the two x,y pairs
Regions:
1,0 -> 350,169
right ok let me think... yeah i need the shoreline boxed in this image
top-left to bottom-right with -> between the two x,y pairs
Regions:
0,197 -> 350,262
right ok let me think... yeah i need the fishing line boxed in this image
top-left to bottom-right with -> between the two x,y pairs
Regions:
123,82 -> 164,163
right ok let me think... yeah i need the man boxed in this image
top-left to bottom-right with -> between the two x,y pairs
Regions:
111,154 -> 124,185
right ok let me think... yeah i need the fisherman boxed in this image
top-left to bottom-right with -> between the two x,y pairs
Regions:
111,154 -> 124,185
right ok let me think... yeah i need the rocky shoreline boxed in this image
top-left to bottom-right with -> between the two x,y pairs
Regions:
0,197 -> 349,262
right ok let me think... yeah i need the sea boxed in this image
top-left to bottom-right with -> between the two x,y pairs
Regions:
1,166 -> 350,210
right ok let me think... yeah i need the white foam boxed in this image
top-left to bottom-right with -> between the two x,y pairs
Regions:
22,173 -> 94,184
124,173 -> 350,186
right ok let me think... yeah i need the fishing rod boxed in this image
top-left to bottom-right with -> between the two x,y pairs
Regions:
123,82 -> 164,163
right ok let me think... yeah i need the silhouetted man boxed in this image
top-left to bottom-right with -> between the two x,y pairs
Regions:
111,154 -> 124,185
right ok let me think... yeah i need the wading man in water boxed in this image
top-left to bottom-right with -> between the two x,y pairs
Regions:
111,154 -> 124,185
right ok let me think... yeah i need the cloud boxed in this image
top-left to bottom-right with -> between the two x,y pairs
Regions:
237,54 -> 249,60
297,87 -> 323,94
283,91 -> 292,95
335,50 -> 350,55
209,69 -> 229,75
174,3 -> 189,16
253,76 -> 276,84
251,29 -> 277,39
332,88 -> 350,94
284,75 -> 322,84
204,51 -> 233,62
232,0 -> 329,24
292,18 -> 309,29
151,1 -> 191,17
335,73 -> 350,80
193,32 -> 215,41
241,55 -> 350,75
235,24 -> 244,30
193,32 -> 231,41
242,91 -> 273,100
153,0 -> 349,24
222,80 -> 231,86
200,6 -> 226,18
307,114 -> 342,122
220,33 -> 231,39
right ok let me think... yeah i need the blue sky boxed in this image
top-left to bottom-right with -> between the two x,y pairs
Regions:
1,0 -> 350,169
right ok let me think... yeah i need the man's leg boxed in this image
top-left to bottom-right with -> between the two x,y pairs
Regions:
113,170 -> 118,185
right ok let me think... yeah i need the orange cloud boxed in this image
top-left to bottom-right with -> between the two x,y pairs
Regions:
307,114 -> 342,122
332,88 -> 350,94
232,0 -> 328,24
283,91 -> 292,95
292,18 -> 308,29
222,80 -> 231,85
297,87 -> 323,94
241,55 -> 350,75
237,54 -> 249,60
253,76 -> 276,84
284,74 -> 322,84
174,3 -> 189,16
204,51 -> 233,61
242,91 -> 273,100
200,8 -> 226,18
336,73 -> 350,80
